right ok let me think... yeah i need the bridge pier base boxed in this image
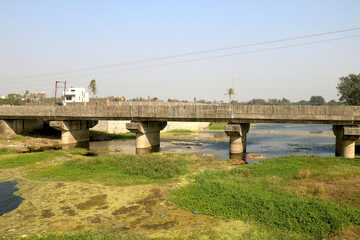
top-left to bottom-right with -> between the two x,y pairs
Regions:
333,125 -> 360,158
50,120 -> 98,144
225,123 -> 250,156
126,121 -> 167,151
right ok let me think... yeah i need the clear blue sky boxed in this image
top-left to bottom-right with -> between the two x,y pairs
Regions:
1,0 -> 359,102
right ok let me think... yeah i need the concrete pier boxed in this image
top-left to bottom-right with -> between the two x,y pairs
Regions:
225,123 -> 250,155
333,125 -> 360,158
126,121 -> 167,150
50,120 -> 98,144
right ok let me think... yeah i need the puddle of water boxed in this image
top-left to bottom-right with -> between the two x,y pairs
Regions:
0,181 -> 24,216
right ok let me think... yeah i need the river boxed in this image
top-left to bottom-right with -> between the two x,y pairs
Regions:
88,123 -> 335,162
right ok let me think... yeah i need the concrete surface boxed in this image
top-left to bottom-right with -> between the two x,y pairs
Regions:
1,103 -> 360,125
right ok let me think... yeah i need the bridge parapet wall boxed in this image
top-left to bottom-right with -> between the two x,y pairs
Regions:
0,104 -> 360,125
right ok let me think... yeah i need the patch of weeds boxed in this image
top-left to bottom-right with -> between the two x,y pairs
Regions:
0,147 -> 18,155
0,151 -> 64,168
166,129 -> 193,134
27,154 -> 189,185
171,156 -> 360,239
121,154 -> 188,179
208,122 -> 226,130
8,135 -> 25,140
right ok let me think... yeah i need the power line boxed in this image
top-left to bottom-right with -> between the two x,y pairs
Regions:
4,33 -> 358,85
1,27 -> 360,81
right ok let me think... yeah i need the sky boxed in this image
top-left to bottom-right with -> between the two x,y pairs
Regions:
0,0 -> 360,102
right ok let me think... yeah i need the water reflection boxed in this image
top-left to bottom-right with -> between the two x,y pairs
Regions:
61,124 -> 336,162
62,142 -> 89,150
136,145 -> 160,155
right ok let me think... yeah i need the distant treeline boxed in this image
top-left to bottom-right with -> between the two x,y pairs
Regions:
127,95 -> 342,106
0,93 -> 343,106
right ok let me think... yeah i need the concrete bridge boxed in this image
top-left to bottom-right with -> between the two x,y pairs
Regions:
1,103 -> 360,158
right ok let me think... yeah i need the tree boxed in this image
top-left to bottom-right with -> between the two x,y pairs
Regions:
6,93 -> 24,105
327,99 -> 341,105
337,73 -> 360,105
248,98 -> 266,105
309,96 -> 326,106
225,88 -> 235,103
296,100 -> 310,105
88,79 -> 97,98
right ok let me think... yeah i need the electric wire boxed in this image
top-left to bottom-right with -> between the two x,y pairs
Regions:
1,27 -> 360,81
1,33 -> 359,85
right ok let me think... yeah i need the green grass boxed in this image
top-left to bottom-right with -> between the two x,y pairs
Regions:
171,156 -> 360,239
166,129 -> 193,134
27,153 -> 189,186
90,130 -> 136,140
12,231 -> 145,240
0,151 -> 65,168
0,147 -> 18,155
208,122 -> 226,130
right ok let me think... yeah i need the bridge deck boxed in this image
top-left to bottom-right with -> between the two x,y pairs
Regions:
0,103 -> 359,125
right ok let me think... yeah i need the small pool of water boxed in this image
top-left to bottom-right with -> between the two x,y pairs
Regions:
0,181 -> 24,216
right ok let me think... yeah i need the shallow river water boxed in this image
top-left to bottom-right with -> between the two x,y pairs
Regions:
89,123 -> 335,162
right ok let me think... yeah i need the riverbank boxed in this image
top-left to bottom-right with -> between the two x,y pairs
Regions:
0,148 -> 359,239
0,126 -> 359,239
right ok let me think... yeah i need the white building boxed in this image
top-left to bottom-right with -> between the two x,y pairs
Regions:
64,87 -> 89,103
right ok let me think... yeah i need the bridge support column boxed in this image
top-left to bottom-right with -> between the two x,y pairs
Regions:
225,123 -> 250,156
126,121 -> 167,151
50,120 -> 98,144
333,125 -> 360,158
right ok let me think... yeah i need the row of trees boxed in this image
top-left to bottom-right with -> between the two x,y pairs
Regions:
237,96 -> 340,106
224,73 -> 359,106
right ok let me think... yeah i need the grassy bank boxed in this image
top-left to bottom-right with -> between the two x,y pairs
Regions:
0,147 -> 18,155
0,151 -> 66,168
171,156 -> 360,239
26,153 -> 189,186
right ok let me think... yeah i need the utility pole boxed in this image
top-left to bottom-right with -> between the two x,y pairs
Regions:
233,74 -> 235,90
233,74 -> 235,102
55,81 -> 66,105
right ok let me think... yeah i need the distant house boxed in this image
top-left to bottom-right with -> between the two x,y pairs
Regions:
64,87 -> 89,103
